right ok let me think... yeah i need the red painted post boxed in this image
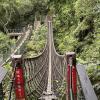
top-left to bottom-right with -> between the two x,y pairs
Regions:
12,55 -> 25,100
66,52 -> 77,100
72,54 -> 77,100
15,68 -> 24,85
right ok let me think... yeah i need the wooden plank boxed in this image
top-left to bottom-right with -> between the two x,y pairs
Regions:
0,67 -> 7,83
76,64 -> 97,100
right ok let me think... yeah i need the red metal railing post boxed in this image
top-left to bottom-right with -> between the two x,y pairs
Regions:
72,53 -> 77,100
66,52 -> 77,100
12,55 -> 25,100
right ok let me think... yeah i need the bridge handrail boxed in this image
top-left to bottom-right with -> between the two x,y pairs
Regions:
7,26 -> 27,33
76,63 -> 98,100
0,26 -> 32,67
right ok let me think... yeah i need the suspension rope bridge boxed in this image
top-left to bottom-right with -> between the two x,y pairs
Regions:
0,16 -> 98,100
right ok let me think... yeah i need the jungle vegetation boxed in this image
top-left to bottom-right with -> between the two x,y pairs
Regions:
0,0 -> 100,99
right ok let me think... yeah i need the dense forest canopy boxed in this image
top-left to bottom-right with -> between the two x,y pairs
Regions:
0,0 -> 100,99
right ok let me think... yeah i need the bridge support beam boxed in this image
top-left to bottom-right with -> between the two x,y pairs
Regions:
12,55 -> 25,100
66,52 -> 77,100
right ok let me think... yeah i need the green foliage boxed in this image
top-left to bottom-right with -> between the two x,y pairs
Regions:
57,34 -> 77,54
80,34 -> 100,61
87,64 -> 100,99
0,32 -> 12,53
0,0 -> 48,31
75,0 -> 97,18
56,80 -> 66,100
25,25 -> 47,57
3,62 -> 13,100
0,0 -> 100,98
